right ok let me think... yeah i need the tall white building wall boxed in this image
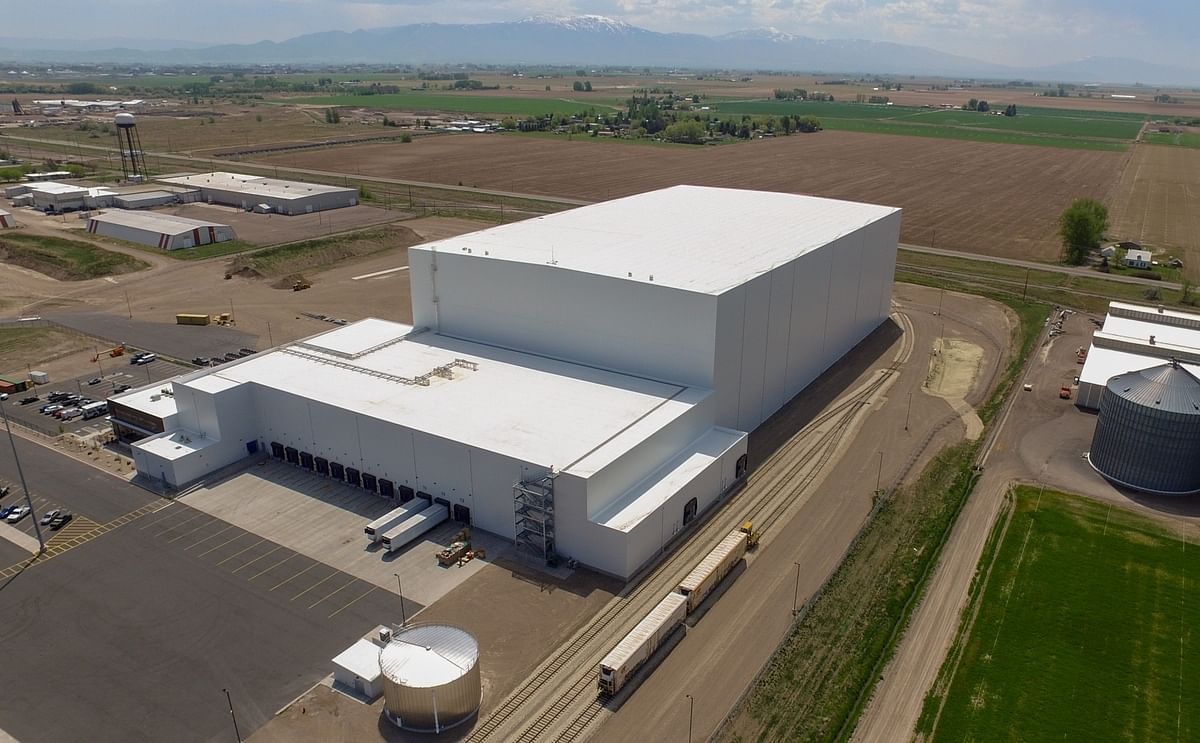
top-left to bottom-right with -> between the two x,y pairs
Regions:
411,251 -> 718,387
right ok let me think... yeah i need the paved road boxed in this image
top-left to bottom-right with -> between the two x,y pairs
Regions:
0,435 -> 406,743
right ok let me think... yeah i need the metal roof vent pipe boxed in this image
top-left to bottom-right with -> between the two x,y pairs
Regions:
1150,335 -> 1156,345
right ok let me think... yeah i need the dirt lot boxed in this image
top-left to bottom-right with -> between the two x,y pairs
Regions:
161,203 -> 408,246
256,131 -> 1124,261
1108,143 -> 1200,269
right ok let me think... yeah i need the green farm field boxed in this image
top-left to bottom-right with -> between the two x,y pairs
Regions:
287,92 -> 619,116
1144,131 -> 1200,148
714,100 -> 1143,150
925,487 -> 1200,742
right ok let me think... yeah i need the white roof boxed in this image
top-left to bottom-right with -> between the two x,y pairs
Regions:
29,182 -> 87,195
90,210 -> 229,234
177,318 -> 705,469
332,639 -> 382,682
1080,301 -> 1200,387
111,385 -> 179,419
159,171 -> 355,200
87,187 -> 118,198
136,429 -> 220,462
417,185 -> 899,295
379,625 -> 477,687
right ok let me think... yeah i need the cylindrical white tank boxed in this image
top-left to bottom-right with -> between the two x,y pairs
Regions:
114,112 -> 136,128
379,623 -> 481,733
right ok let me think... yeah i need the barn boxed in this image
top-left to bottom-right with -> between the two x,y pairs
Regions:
87,210 -> 236,250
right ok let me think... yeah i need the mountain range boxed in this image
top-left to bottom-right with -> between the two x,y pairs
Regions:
2,16 -> 1196,86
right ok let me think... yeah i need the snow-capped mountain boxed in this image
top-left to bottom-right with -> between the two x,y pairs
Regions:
1,16 -> 1196,84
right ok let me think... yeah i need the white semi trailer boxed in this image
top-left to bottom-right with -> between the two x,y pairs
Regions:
364,500 -> 429,543
379,503 -> 448,553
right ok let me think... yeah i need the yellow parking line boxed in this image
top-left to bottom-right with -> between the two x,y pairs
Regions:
291,570 -> 340,601
270,562 -> 319,591
327,585 -> 377,618
183,524 -> 237,550
165,519 -> 218,544
248,552 -> 295,580
307,577 -> 357,609
197,532 -> 248,557
217,539 -> 267,566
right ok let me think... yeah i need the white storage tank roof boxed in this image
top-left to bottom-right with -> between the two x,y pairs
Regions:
379,623 -> 481,733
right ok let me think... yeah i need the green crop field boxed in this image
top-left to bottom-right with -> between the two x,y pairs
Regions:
286,92 -> 618,116
1144,131 -> 1200,148
714,100 -> 1142,150
926,487 -> 1200,742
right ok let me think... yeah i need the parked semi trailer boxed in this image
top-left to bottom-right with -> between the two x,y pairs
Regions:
598,592 -> 688,695
676,528 -> 749,613
364,500 -> 428,543
379,503 -> 448,552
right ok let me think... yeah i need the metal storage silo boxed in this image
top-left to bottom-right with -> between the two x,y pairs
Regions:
1089,361 -> 1200,495
379,623 -> 481,733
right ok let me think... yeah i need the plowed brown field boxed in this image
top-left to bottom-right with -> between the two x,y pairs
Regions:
1109,144 -> 1200,270
260,131 -> 1124,261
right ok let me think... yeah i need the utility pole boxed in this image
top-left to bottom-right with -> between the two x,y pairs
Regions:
904,391 -> 912,432
222,689 -> 243,743
685,694 -> 694,743
876,450 -> 884,492
0,395 -> 44,554
792,562 -> 802,615
266,321 -> 273,348
393,573 -> 407,626
124,290 -> 132,319
1022,267 -> 1030,301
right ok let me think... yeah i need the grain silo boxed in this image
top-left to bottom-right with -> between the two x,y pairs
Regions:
379,623 -> 481,733
1088,361 -> 1200,495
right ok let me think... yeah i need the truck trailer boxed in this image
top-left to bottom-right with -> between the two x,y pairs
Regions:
598,592 -> 688,696
379,503 -> 448,553
364,500 -> 429,543
176,313 -> 211,326
676,529 -> 749,613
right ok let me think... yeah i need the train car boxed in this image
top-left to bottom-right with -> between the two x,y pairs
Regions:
598,592 -> 688,696
676,529 -> 749,613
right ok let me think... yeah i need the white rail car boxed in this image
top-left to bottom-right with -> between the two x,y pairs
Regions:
676,529 -> 748,613
364,500 -> 429,542
380,503 -> 448,552
598,592 -> 688,695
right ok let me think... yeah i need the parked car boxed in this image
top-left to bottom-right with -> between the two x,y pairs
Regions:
0,485 -> 10,498
18,395 -> 39,405
41,404 -> 63,415
224,352 -> 241,362
40,509 -> 60,526
192,357 -> 210,366
238,348 -> 256,356
0,505 -> 13,520
87,377 -> 102,386
113,384 -> 132,393
47,392 -> 70,403
49,512 -> 73,530
129,353 -> 146,365
6,505 -> 30,523
60,408 -> 83,421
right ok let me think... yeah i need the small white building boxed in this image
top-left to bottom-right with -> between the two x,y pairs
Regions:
28,181 -> 87,212
1099,245 -> 1117,259
87,210 -> 236,250
0,208 -> 14,228
332,637 -> 385,700
1124,249 -> 1152,269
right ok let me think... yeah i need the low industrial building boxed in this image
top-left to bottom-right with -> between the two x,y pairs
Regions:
87,210 -> 236,250
332,632 -> 388,701
113,185 -> 900,578
158,171 -> 358,215
114,190 -> 185,209
25,182 -> 118,212
0,208 -> 14,228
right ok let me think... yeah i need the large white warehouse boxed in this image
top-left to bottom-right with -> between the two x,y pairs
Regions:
115,185 -> 900,578
159,172 -> 358,215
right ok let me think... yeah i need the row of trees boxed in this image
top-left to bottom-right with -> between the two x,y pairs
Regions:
772,88 -> 835,102
963,99 -> 1018,116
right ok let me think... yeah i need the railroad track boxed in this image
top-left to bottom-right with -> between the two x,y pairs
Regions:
467,314 -> 916,743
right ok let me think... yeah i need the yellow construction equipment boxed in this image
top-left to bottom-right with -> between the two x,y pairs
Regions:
740,520 -> 760,550
292,279 -> 311,291
91,344 -> 125,361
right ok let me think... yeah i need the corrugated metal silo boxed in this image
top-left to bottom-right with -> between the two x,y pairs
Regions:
379,623 -> 482,733
1089,361 -> 1200,494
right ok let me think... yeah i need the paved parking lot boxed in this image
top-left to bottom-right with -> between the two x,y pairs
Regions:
2,358 -> 190,437
182,460 -> 509,608
46,311 -> 258,363
0,436 -> 407,743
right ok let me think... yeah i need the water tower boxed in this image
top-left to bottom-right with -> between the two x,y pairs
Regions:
114,113 -> 147,182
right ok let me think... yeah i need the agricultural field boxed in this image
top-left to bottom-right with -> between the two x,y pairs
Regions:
1109,144 -> 1200,268
713,100 -> 1143,149
1144,130 -> 1200,148
0,232 -> 149,280
286,92 -> 619,116
256,130 -> 1124,261
922,487 -> 1200,742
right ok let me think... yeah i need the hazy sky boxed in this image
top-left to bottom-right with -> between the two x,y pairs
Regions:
6,0 -> 1196,67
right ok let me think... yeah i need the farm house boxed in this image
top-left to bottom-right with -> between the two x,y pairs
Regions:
87,210 -> 236,250
113,186 -> 900,578
159,172 -> 358,215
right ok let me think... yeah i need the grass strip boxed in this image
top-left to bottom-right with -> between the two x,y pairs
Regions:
0,233 -> 149,280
